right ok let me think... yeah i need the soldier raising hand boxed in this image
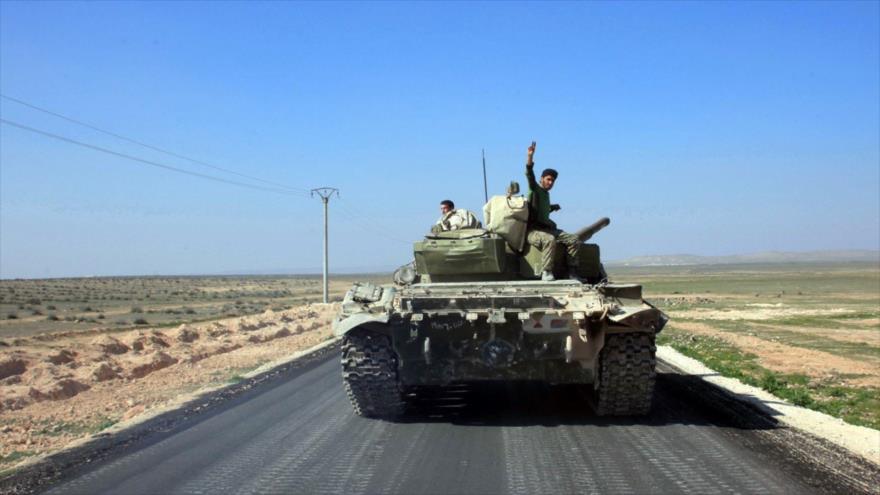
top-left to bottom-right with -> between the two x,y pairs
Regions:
526,141 -> 536,167
522,140 -> 581,281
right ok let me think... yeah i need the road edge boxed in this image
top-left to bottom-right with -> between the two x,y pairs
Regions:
657,344 -> 880,466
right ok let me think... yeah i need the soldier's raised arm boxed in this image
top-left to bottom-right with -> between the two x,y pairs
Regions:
526,141 -> 536,167
525,141 -> 539,188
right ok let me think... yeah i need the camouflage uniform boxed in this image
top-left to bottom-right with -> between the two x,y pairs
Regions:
526,229 -> 581,273
525,164 -> 580,273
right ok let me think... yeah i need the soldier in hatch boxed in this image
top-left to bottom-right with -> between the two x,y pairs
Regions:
432,199 -> 482,234
524,141 -> 581,281
432,200 -> 457,234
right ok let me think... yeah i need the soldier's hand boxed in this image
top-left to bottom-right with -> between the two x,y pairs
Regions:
550,204 -> 561,212
526,141 -> 536,166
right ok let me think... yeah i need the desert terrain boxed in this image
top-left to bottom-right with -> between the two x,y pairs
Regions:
611,262 -> 880,429
1,264 -> 878,474
0,275 -> 390,473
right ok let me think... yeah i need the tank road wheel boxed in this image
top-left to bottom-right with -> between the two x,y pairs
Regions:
341,328 -> 405,419
595,333 -> 657,416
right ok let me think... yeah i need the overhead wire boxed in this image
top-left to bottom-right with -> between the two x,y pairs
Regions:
0,98 -> 420,245
0,118 -> 308,197
0,93 -> 310,194
334,198 -> 413,245
3,117 -> 413,242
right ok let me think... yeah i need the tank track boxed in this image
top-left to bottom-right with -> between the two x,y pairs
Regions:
341,329 -> 406,419
595,332 -> 657,416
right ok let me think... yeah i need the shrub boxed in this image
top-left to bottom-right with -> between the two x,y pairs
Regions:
27,298 -> 42,305
130,306 -> 144,313
47,305 -> 57,310
133,318 -> 149,325
7,313 -> 17,319
46,314 -> 59,321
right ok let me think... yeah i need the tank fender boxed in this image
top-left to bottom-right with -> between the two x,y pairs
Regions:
333,312 -> 390,338
608,304 -> 668,332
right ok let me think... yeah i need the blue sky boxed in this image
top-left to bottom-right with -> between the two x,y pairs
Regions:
1,1 -> 878,278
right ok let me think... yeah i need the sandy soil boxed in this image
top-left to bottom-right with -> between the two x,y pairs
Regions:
673,321 -> 880,388
0,303 -> 338,468
746,322 -> 880,346
670,306 -> 857,321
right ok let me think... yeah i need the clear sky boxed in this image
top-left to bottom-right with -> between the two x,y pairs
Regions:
1,1 -> 878,278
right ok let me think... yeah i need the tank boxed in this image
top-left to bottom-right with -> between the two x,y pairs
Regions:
333,214 -> 667,419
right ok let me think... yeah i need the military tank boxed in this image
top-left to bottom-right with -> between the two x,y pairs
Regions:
333,197 -> 667,419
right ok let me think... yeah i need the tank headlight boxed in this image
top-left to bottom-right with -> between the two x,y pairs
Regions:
393,262 -> 417,285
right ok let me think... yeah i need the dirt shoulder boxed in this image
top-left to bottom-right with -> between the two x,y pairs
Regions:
0,303 -> 339,472
671,320 -> 880,388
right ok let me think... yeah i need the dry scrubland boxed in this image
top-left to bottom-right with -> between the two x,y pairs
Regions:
0,275 -> 387,338
0,274 -> 388,474
1,266 -> 878,474
610,262 -> 880,430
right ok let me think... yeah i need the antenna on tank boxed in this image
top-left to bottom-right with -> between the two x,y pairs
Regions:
481,148 -> 488,203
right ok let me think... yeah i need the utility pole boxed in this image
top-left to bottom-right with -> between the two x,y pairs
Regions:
311,187 -> 339,303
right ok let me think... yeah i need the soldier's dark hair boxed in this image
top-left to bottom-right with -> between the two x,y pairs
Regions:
440,199 -> 455,209
541,168 -> 558,179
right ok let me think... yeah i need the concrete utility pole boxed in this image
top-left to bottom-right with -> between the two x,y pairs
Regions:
311,187 -> 339,303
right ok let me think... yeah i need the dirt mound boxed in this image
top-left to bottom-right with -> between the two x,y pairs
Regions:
46,350 -> 77,365
129,331 -> 171,352
188,342 -> 243,363
128,352 -> 178,379
173,325 -> 200,343
92,336 -> 130,355
206,322 -> 231,338
89,362 -> 121,382
0,357 -> 27,380
246,326 -> 293,344
29,379 -> 91,401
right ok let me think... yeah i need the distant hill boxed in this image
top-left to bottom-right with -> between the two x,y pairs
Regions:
606,250 -> 880,267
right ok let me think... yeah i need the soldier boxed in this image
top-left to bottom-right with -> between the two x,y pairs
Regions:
431,200 -> 463,233
432,200 -> 456,234
432,200 -> 482,234
524,141 -> 580,281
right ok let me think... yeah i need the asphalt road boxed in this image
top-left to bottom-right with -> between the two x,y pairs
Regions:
42,353 -> 831,495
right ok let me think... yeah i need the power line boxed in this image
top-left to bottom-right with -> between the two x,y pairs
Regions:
0,118 -> 308,197
0,93 -> 310,194
335,198 -> 412,244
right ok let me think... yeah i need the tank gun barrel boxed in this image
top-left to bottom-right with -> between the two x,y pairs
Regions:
575,217 -> 610,242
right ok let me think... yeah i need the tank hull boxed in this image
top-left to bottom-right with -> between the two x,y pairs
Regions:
334,279 -> 666,417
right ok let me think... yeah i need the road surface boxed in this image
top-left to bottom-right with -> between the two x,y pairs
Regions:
41,352 -> 839,494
